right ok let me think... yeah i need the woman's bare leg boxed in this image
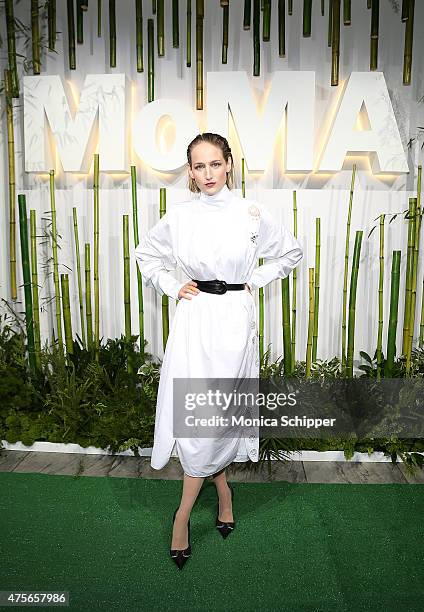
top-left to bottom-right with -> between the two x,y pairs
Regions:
213,469 -> 233,522
171,473 -> 205,550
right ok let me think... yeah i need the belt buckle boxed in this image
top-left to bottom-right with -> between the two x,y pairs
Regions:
216,280 -> 227,294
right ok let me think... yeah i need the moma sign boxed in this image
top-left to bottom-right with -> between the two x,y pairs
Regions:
23,71 -> 408,175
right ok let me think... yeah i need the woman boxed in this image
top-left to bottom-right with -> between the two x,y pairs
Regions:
134,133 -> 303,570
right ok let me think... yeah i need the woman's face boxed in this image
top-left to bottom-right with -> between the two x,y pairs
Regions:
188,142 -> 232,195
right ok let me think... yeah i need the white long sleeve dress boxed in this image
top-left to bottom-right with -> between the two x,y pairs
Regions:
134,184 -> 303,477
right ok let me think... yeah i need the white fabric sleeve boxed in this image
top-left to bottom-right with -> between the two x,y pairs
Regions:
134,212 -> 186,300
247,204 -> 303,290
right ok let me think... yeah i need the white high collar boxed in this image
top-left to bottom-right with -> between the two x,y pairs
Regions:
198,183 -> 233,207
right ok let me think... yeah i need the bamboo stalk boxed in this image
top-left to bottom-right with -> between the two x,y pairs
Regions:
72,207 -> 86,349
18,195 -> 36,372
263,0 -> 271,41
321,0 -> 325,15
61,274 -> 73,355
81,1 -> 89,9
401,0 -> 409,21
288,0 -> 293,15
291,191 -> 298,371
67,0 -> 76,69
367,0 -> 371,8
123,215 -> 132,342
159,188 -> 169,350
48,0 -> 57,51
222,2 -> 229,63
131,166 -> 145,353
253,0 -> 260,76
328,0 -> 333,47
136,0 -> 144,72
109,0 -> 116,67
30,210 -> 42,370
49,170 -> 63,349
241,158 -> 246,197
196,0 -> 204,109
31,0 -> 41,74
85,244 -> 93,350
281,277 -> 292,375
331,0 -> 341,86
148,18 -> 154,101
341,164 -> 356,373
5,0 -> 19,97
376,214 -> 384,380
312,218 -> 321,362
157,0 -> 165,56
278,0 -> 285,57
173,0 -> 179,48
385,251 -> 401,377
370,0 -> 379,71
306,268 -> 314,378
93,154 -> 100,360
98,0 -> 102,37
259,258 -> 264,364
346,231 -> 363,377
407,169 -> 422,370
186,0 -> 192,66
402,197 -> 416,356
5,70 -> 17,300
403,0 -> 415,86
243,0 -> 251,29
343,0 -> 351,25
77,0 -> 84,44
303,0 -> 312,37
152,0 -> 157,14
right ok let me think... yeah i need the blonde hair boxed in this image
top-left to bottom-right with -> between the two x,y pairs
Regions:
187,132 -> 235,193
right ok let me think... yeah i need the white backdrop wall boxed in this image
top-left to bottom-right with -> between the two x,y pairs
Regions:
0,0 -> 423,366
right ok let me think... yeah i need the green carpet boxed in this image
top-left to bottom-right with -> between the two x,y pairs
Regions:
0,472 -> 423,611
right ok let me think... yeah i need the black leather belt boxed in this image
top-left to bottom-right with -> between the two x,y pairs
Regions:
193,279 -> 246,295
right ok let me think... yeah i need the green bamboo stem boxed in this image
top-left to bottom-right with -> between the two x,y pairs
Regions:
403,0 -> 414,85
152,0 -> 157,14
186,0 -> 192,66
241,158 -> 246,197
30,210 -> 42,370
5,0 -> 19,97
93,154 -> 100,360
306,268 -> 315,379
278,0 -> 285,57
196,0 -> 204,109
49,170 -> 63,348
131,166 -> 145,353
327,0 -> 333,47
60,274 -> 73,355
123,215 -> 132,342
31,0 -> 41,74
98,0 -> 102,37
341,164 -> 356,373
173,0 -> 179,48
370,0 -> 379,71
376,214 -> 384,380
77,0 -> 84,44
402,197 -> 416,356
288,0 -> 293,15
243,0 -> 251,29
85,244 -> 93,350
407,169 -> 422,370
157,0 -> 165,56
331,0 -> 340,86
81,1 -> 89,9
222,2 -> 229,63
367,0 -> 371,8
253,0 -> 260,76
401,0 -> 409,22
291,191 -> 298,371
18,195 -> 36,372
385,251 -> 401,377
259,258 -> 264,364
303,0 -> 312,37
5,70 -> 17,300
160,189 -> 169,351
263,0 -> 271,41
281,277 -> 292,375
109,0 -> 116,67
72,207 -> 86,348
343,0 -> 351,25
321,0 -> 325,15
136,0 -> 144,72
148,18 -> 154,101
312,218 -> 321,362
346,231 -> 363,377
48,0 -> 57,51
67,0 -> 76,69
420,277 -> 424,348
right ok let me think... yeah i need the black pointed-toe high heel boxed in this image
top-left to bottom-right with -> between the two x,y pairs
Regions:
170,508 -> 191,570
216,484 -> 235,539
